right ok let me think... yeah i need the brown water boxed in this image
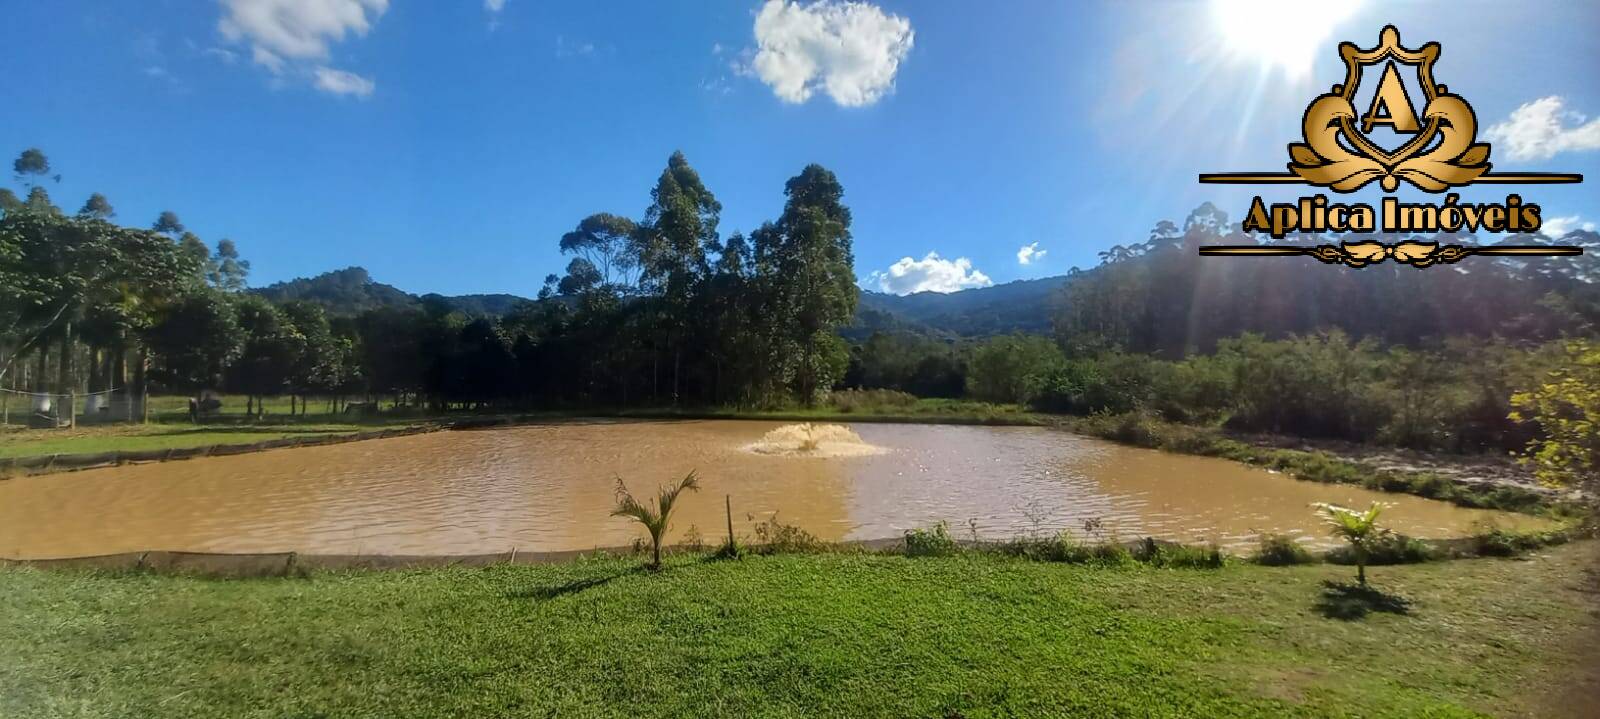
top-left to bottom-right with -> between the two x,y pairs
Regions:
0,420 -> 1549,559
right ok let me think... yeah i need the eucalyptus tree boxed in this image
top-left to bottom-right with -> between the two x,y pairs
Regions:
209,238 -> 250,291
77,193 -> 115,220
638,151 -> 721,403
152,211 -> 185,237
12,148 -> 51,187
769,164 -> 857,404
559,212 -> 640,292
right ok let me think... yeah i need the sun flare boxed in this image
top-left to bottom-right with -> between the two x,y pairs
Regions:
1210,0 -> 1365,78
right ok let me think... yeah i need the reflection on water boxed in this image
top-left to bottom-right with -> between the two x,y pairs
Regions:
0,420 -> 1549,559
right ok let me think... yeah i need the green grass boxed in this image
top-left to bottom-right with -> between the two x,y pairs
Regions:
0,394 -> 437,461
1,543 -> 1595,718
0,422 -> 380,460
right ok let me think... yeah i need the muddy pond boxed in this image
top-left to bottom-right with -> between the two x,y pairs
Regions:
0,420 -> 1551,559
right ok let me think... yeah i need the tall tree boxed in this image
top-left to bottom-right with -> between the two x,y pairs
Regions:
12,148 -> 51,187
559,213 -> 640,291
152,211 -> 185,237
208,238 -> 250,291
770,164 -> 857,403
77,193 -> 115,220
638,151 -> 721,402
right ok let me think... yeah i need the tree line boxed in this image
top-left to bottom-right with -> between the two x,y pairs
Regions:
0,149 -> 858,413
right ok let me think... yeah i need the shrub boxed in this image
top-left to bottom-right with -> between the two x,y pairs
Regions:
826,388 -> 917,414
904,521 -> 961,557
1325,533 -> 1436,566
1468,527 -> 1573,557
1510,340 -> 1600,492
751,515 -> 826,554
993,533 -> 1093,563
968,334 -> 1066,404
1135,537 -> 1225,569
1252,533 -> 1319,566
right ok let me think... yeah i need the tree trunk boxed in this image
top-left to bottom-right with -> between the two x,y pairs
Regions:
672,348 -> 681,406
136,346 -> 149,423
58,323 -> 72,398
34,345 -> 47,394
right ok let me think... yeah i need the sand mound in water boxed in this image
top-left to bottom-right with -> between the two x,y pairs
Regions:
745,423 -> 886,458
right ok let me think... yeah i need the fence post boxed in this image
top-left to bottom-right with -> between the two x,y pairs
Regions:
725,495 -> 736,553
68,390 -> 76,429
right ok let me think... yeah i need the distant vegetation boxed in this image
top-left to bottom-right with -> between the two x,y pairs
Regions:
3,146 -> 1597,489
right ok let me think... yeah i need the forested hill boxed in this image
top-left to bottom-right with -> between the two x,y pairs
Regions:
854,276 -> 1067,338
257,266 -> 1069,336
251,267 -> 532,318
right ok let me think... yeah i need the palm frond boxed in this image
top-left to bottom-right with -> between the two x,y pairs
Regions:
1312,502 -> 1392,544
612,477 -> 659,525
653,471 -> 700,525
613,472 -> 701,542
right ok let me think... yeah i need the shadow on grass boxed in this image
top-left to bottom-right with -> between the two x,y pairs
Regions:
508,567 -> 645,600
145,425 -> 360,437
1315,580 -> 1412,620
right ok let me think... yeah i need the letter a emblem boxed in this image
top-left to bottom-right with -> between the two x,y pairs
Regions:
1361,62 -> 1421,134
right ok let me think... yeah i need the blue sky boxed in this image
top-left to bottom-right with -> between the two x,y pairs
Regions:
2,1 -> 1598,296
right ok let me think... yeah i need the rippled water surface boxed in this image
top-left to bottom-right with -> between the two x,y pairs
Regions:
0,420 -> 1549,558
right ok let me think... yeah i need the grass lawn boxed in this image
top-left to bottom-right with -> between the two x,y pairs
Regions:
2,543 -> 1595,718
0,422 -> 379,460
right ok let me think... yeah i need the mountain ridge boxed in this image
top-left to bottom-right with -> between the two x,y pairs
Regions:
253,266 -> 1068,337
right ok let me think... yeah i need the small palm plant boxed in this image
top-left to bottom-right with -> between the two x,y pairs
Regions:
1313,502 -> 1392,586
612,471 -> 701,569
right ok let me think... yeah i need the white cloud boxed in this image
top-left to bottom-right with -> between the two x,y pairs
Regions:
219,0 -> 385,95
220,0 -> 386,62
251,45 -> 287,74
204,47 -> 239,64
484,0 -> 507,12
1485,96 -> 1600,162
868,252 -> 992,295
1540,215 -> 1596,239
1016,242 -> 1047,265
747,0 -> 913,107
312,66 -> 375,98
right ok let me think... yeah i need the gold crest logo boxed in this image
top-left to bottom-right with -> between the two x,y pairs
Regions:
1197,25 -> 1583,269
1291,26 -> 1486,193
